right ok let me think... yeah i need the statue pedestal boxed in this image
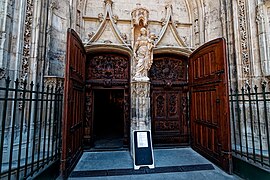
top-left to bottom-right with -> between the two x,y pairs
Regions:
130,80 -> 151,131
130,80 -> 154,169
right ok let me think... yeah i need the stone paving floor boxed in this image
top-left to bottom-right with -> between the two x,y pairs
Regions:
69,148 -> 242,180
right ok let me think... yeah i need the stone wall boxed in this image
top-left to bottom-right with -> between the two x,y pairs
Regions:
0,1 -> 229,82
45,0 -> 70,78
83,0 -> 192,46
0,0 -> 270,174
225,0 -> 270,89
0,0 -> 227,83
0,0 -> 270,112
0,0 -> 70,84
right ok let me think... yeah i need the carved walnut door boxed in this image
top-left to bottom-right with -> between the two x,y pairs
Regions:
62,29 -> 86,177
150,56 -> 189,146
189,38 -> 232,173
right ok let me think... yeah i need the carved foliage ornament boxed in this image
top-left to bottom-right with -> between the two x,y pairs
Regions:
156,121 -> 180,131
21,0 -> 34,82
156,95 -> 165,117
256,3 -> 265,23
88,55 -> 129,80
98,13 -> 104,22
150,58 -> 186,82
168,94 -> 177,116
155,93 -> 178,119
18,0 -> 34,109
238,0 -> 250,87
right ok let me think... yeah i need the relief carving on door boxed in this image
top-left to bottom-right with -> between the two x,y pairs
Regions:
150,55 -> 189,146
168,93 -> 178,118
156,95 -> 165,118
150,57 -> 187,86
88,54 -> 128,80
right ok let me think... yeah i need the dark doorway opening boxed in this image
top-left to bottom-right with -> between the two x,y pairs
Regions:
93,89 -> 124,149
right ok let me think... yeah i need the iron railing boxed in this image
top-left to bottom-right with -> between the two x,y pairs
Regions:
0,77 -> 63,180
230,84 -> 270,170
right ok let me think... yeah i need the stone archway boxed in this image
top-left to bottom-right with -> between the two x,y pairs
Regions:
84,52 -> 131,148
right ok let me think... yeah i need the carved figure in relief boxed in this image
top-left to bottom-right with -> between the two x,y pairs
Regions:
133,28 -> 155,80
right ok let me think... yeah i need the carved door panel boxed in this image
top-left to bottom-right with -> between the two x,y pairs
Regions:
62,29 -> 86,177
150,56 -> 189,146
151,90 -> 189,145
189,38 -> 232,173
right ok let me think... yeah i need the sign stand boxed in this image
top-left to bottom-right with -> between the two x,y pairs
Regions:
132,130 -> 154,170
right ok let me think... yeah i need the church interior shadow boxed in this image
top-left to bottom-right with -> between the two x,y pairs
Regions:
93,89 -> 125,149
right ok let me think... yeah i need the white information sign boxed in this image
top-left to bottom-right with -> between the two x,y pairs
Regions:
137,132 -> 148,148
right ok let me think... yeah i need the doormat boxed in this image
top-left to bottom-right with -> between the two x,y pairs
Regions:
69,164 -> 215,177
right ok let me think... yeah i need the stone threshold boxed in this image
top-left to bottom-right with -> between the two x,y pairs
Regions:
69,164 -> 215,178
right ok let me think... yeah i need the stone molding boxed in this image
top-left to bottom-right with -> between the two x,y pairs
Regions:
155,5 -> 188,48
256,3 -> 270,77
21,0 -> 34,83
237,0 -> 250,87
85,0 -> 127,46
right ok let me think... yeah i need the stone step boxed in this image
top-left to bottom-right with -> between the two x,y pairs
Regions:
68,148 -> 241,180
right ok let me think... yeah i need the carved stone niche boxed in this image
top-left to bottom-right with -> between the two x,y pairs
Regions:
131,4 -> 149,27
131,4 -> 149,44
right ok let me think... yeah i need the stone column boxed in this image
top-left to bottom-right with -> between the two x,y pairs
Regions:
130,7 -> 156,163
130,80 -> 151,156
131,80 -> 151,130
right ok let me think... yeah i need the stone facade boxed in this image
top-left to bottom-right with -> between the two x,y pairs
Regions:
1,0 -> 269,88
1,0 -> 270,173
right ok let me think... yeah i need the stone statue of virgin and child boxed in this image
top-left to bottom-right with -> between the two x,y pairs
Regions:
133,27 -> 156,81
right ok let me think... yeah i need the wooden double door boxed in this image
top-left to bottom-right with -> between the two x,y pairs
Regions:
150,55 -> 189,146
62,29 -> 232,177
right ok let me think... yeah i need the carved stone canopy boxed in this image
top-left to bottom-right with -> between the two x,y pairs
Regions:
131,5 -> 149,26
